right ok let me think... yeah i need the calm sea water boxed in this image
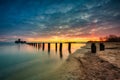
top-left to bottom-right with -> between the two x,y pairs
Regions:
0,42 -> 85,80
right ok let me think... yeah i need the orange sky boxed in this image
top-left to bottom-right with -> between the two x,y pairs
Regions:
25,36 -> 100,42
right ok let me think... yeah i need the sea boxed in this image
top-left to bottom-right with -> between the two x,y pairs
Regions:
0,42 -> 85,80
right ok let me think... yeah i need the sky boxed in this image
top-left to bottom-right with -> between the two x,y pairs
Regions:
0,0 -> 120,42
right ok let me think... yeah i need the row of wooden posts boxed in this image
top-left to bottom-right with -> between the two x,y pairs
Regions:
26,42 -> 105,54
27,42 -> 72,54
91,43 -> 105,53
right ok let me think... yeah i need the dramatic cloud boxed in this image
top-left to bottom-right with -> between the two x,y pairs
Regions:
0,0 -> 120,41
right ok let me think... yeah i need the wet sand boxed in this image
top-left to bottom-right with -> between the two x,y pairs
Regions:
50,42 -> 120,80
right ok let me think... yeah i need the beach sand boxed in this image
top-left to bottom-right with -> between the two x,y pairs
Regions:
49,42 -> 120,80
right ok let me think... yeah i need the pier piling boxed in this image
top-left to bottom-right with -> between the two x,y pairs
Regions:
55,43 -> 57,52
38,43 -> 41,49
91,43 -> 96,53
68,43 -> 71,53
100,43 -> 105,51
48,43 -> 50,53
42,43 -> 45,51
59,43 -> 63,59
59,43 -> 62,52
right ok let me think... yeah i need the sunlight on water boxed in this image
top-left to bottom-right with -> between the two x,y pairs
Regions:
0,42 -> 85,80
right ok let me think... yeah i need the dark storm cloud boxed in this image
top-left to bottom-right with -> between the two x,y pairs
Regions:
0,0 -> 120,41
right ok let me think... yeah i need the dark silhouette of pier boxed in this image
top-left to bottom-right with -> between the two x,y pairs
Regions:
48,43 -> 50,53
18,41 -> 105,58
55,43 -> 57,52
68,43 -> 71,54
15,39 -> 106,55
59,43 -> 63,59
26,42 -> 86,59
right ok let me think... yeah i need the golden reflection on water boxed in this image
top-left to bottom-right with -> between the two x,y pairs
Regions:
2,43 -> 86,60
25,43 -> 86,59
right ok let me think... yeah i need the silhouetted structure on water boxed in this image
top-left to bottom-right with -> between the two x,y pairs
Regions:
15,39 -> 26,44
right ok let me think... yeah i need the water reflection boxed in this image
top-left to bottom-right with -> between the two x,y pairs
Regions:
17,44 -> 21,51
27,43 -> 85,59
38,43 -> 41,50
59,51 -> 63,59
0,42 -> 86,80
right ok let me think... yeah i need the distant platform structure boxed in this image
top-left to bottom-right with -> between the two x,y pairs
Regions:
15,39 -> 26,44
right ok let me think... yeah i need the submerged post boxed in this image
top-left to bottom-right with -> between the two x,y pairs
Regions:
91,43 -> 96,53
55,43 -> 57,52
59,43 -> 62,52
48,43 -> 50,53
38,43 -> 41,49
59,43 -> 63,59
60,50 -> 63,59
42,43 -> 45,51
100,43 -> 105,51
68,43 -> 71,53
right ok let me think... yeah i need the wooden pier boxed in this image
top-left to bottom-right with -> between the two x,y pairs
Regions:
26,42 -> 86,58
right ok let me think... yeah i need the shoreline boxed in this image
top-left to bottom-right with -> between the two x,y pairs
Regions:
50,42 -> 120,80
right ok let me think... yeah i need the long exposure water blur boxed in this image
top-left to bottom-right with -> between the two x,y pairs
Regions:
0,42 -> 85,80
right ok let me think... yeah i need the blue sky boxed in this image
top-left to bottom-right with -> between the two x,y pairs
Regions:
0,0 -> 120,42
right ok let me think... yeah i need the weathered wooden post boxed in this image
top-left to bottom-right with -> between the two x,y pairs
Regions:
48,43 -> 50,53
42,43 -> 45,51
59,43 -> 63,59
38,43 -> 41,49
91,43 -> 96,53
59,43 -> 62,52
68,43 -> 71,53
55,43 -> 57,52
100,43 -> 105,51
